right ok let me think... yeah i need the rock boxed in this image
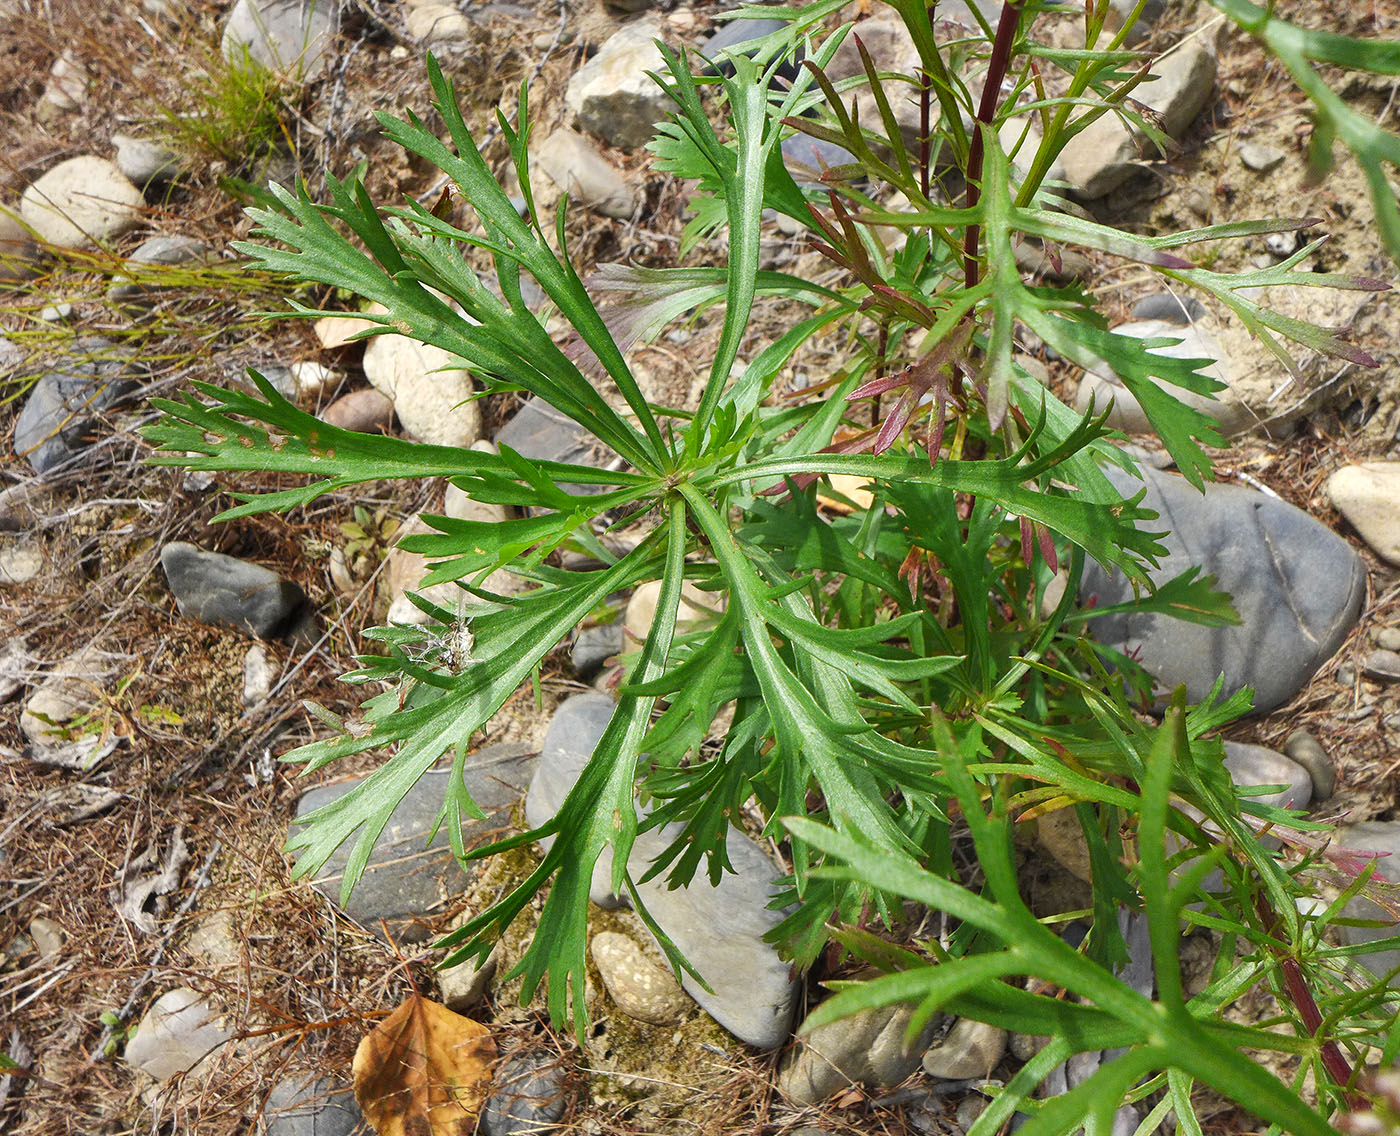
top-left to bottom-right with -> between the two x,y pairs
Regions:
1036,807 -> 1093,884
293,743 -> 536,941
314,309 -> 382,349
184,911 -> 243,971
1080,463 -> 1365,714
290,360 -> 337,401
1074,317 -> 1252,436
478,1053 -> 569,1136
362,334 -> 481,448
1328,463 -> 1400,566
19,646 -> 113,751
221,0 -> 339,81
698,15 -> 791,76
526,694 -> 799,1048
591,931 -> 689,1025
406,3 -> 472,44
242,643 -> 275,706
1130,293 -> 1207,326
0,541 -> 44,585
438,941 -> 499,1012
1379,628 -> 1400,652
623,579 -> 715,643
320,387 -> 394,433
265,1076 -> 363,1136
20,157 -> 144,249
1059,43 -> 1217,198
1104,0 -> 1165,42
572,621 -> 624,680
535,131 -> 637,220
122,988 -> 233,1081
1363,649 -> 1400,681
1223,742 -> 1311,813
160,543 -> 307,639
780,993 -> 942,1105
38,302 -> 71,322
921,1016 -> 1008,1080
0,206 -> 39,283
564,20 -> 673,152
494,397 -> 622,493
379,509 -> 518,626
112,134 -> 183,187
1330,822 -> 1400,984
29,917 -> 64,959
1283,730 -> 1336,802
443,451 -> 510,525
781,134 -> 859,187
42,53 -> 88,112
1239,141 -> 1286,172
108,234 -> 211,301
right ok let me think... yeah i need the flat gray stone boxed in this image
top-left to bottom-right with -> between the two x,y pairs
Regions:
13,340 -> 140,474
1130,293 -> 1206,326
1080,463 -> 1365,713
112,134 -> 183,187
781,995 -> 942,1104
122,987 -> 233,1082
265,1077 -> 362,1136
494,397 -> 620,494
1330,821 -> 1400,985
478,1053 -> 569,1136
294,743 -> 535,940
525,694 -> 800,1048
161,542 -> 307,640
222,0 -> 339,81
572,621 -> 624,680
1223,741 -> 1312,813
1239,141 -> 1285,172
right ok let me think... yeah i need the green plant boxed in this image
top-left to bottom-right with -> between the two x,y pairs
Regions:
153,45 -> 295,168
144,0 -> 1400,1130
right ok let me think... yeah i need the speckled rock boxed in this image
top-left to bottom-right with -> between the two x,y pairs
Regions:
20,156 -> 144,249
1080,462 -> 1365,713
564,19 -> 673,152
362,334 -> 481,448
591,931 -> 689,1025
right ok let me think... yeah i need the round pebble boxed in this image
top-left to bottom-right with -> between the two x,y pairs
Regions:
1282,729 -> 1336,802
590,931 -> 689,1025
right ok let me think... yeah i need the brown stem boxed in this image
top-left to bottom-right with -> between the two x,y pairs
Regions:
962,0 -> 1025,289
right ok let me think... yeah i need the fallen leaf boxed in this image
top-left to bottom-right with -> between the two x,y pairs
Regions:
352,993 -> 495,1136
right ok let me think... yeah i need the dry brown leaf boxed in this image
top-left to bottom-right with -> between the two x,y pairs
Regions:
352,993 -> 496,1136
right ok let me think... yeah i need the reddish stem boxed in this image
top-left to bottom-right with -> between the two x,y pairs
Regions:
962,1 -> 1025,288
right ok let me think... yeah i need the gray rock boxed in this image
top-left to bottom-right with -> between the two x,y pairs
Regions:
123,987 -> 233,1081
320,388 -> 395,434
699,16 -> 790,76
1130,292 -> 1207,326
781,994 -> 942,1104
782,133 -> 858,187
535,130 -> 637,220
20,156 -> 144,249
478,1053 -> 569,1136
293,743 -> 536,941
1059,43 -> 1217,198
265,1076 -> 362,1136
221,0 -> 339,81
12,342 -> 141,474
1283,730 -> 1336,802
0,541 -> 44,585
1223,741 -> 1312,813
1239,141 -> 1286,172
38,302 -> 71,322
526,694 -> 800,1049
112,134 -> 183,187
1364,649 -> 1400,681
1379,628 -> 1400,652
564,19 -> 673,152
437,942 -> 499,1012
1080,463 -> 1366,714
572,621 -> 624,680
109,235 -> 211,301
161,543 -> 307,639
494,397 -> 622,494
1106,0 -> 1165,42
1330,822 -> 1400,984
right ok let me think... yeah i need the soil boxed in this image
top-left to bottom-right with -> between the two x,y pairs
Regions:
1,1 -> 1399,1135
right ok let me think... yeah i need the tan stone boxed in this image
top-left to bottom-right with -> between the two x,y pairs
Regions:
21,156 -> 144,249
590,931 -> 689,1025
1328,462 -> 1400,566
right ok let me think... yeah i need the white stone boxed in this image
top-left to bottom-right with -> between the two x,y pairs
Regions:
112,134 -> 182,186
624,578 -> 716,642
123,987 -> 234,1082
535,130 -> 637,220
406,3 -> 471,43
20,157 -> 144,250
362,334 -> 481,448
42,53 -> 89,112
565,20 -> 673,152
443,442 -> 510,525
242,644 -> 275,706
0,541 -> 44,585
290,359 -> 338,400
1327,462 -> 1400,566
221,0 -> 339,81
